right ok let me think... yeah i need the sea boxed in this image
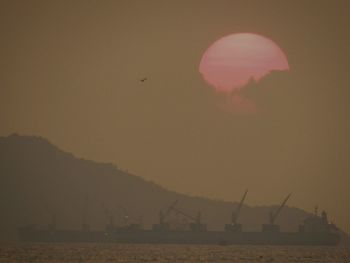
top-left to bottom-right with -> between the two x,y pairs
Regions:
1,244 -> 350,262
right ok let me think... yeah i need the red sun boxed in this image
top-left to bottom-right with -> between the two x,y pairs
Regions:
199,33 -> 289,93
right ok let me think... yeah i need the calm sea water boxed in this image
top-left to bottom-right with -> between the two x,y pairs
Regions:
1,243 -> 350,262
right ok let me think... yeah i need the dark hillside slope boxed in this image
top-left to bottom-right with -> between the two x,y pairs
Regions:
0,134 -> 324,241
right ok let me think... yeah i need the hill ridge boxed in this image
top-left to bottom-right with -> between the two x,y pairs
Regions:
0,133 -> 338,242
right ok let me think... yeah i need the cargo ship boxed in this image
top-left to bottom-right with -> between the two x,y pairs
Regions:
18,193 -> 340,245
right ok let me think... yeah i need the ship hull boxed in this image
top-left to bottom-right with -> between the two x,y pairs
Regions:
18,229 -> 340,246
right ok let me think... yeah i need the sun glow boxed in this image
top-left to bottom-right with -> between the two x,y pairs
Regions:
199,33 -> 289,93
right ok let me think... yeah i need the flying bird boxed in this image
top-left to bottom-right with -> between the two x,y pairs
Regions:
140,77 -> 147,82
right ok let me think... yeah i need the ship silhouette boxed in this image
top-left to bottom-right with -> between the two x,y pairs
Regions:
18,192 -> 340,245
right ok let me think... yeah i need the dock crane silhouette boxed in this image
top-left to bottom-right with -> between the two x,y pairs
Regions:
232,189 -> 248,226
225,189 -> 248,232
269,193 -> 292,225
262,193 -> 292,233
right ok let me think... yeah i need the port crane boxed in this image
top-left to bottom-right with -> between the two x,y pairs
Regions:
232,189 -> 248,225
170,206 -> 206,232
269,193 -> 292,224
171,207 -> 201,225
43,204 -> 57,231
104,208 -> 115,232
153,200 -> 178,231
81,195 -> 90,231
263,193 -> 292,232
154,201 -> 206,232
159,200 -> 178,225
225,190 -> 248,232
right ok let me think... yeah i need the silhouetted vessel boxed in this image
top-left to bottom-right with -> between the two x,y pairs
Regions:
18,193 -> 340,245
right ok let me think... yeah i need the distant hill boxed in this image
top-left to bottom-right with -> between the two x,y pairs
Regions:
0,134 -> 346,242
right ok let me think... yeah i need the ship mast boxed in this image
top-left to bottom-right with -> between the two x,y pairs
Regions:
82,195 -> 90,231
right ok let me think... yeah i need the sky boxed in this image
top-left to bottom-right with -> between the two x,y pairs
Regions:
1,0 -> 350,232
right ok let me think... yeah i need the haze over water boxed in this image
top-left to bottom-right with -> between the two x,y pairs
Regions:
1,244 -> 350,263
1,0 -> 350,261
1,0 -> 350,234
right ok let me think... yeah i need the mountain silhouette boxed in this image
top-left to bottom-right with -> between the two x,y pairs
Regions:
0,134 -> 348,243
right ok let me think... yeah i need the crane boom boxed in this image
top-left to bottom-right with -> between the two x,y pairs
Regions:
163,200 -> 178,218
172,207 -> 196,221
159,200 -> 178,225
270,193 -> 292,224
237,190 -> 248,214
233,189 -> 248,224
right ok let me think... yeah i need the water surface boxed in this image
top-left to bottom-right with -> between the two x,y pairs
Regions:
1,243 -> 350,262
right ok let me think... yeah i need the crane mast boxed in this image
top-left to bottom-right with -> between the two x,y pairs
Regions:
171,207 -> 201,223
170,206 -> 205,232
269,193 -> 292,224
232,189 -> 248,225
159,200 -> 178,224
153,200 -> 206,232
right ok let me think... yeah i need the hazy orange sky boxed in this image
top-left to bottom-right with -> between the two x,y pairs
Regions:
1,0 -> 350,232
